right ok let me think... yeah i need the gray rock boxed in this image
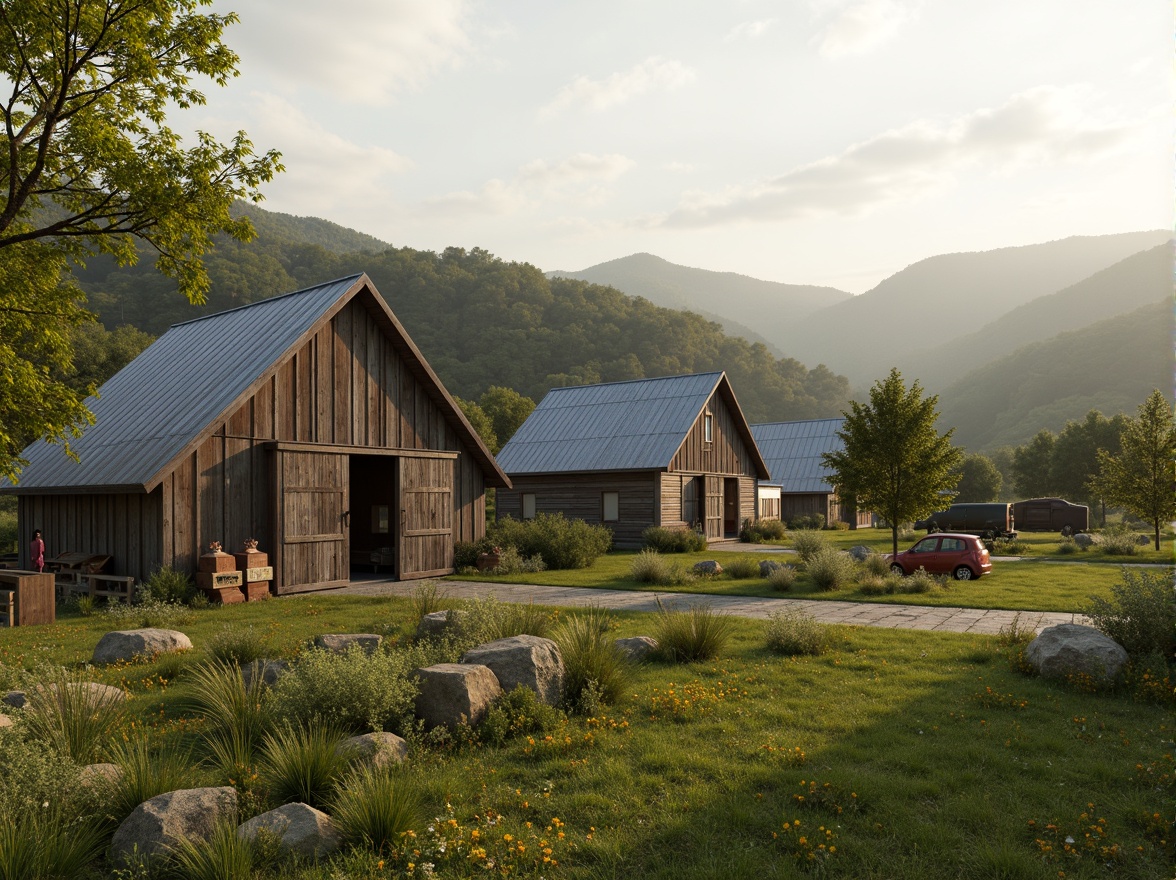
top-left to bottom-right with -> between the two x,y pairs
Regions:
693,560 -> 723,576
237,803 -> 341,858
241,659 -> 288,690
614,636 -> 659,661
3,691 -> 24,708
1025,624 -> 1129,689
461,635 -> 564,706
111,786 -> 238,861
80,762 -> 123,787
336,731 -> 409,769
758,559 -> 784,577
413,663 -> 502,730
1136,534 -> 1152,545
848,545 -> 873,562
92,628 -> 192,665
416,609 -> 468,639
1073,533 -> 1096,548
313,633 -> 382,655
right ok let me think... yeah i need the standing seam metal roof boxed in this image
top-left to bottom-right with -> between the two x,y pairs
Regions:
750,418 -> 846,494
496,372 -> 727,474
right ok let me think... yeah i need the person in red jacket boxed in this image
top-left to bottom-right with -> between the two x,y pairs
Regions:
30,529 -> 45,572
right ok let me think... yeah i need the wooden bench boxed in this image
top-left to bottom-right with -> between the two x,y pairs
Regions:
84,573 -> 135,604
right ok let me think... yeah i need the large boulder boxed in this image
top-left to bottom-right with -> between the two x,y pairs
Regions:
413,663 -> 501,730
416,609 -> 468,639
241,659 -> 289,690
336,731 -> 408,769
92,629 -> 192,665
461,635 -> 564,706
1073,533 -> 1096,548
1025,624 -> 1129,688
313,633 -> 382,655
111,786 -> 238,861
614,636 -> 658,662
758,559 -> 785,577
848,545 -> 873,562
238,803 -> 341,858
693,560 -> 723,576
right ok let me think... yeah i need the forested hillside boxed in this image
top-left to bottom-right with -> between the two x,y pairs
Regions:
72,210 -> 851,424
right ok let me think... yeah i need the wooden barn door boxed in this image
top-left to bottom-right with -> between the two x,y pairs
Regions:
704,475 -> 723,540
273,450 -> 349,593
398,456 -> 454,579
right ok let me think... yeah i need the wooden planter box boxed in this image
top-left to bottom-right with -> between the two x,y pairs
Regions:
0,571 -> 56,626
198,551 -> 236,574
196,570 -> 245,604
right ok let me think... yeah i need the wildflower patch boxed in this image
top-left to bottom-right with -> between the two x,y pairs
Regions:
791,779 -> 861,816
775,817 -> 838,873
646,679 -> 747,722
1027,802 -> 1126,867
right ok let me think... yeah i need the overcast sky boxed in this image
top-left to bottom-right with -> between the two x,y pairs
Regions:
199,0 -> 1170,293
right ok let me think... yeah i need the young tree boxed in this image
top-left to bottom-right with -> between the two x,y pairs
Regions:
454,397 -> 498,454
822,368 -> 963,556
1090,390 -> 1176,551
954,453 -> 1002,502
1011,430 -> 1057,498
0,0 -> 281,482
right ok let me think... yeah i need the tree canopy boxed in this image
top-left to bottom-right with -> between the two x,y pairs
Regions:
0,0 -> 281,483
823,368 -> 963,556
954,453 -> 1002,502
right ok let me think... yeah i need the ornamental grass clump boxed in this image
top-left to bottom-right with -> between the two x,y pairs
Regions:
767,563 -> 798,592
259,722 -> 351,809
898,567 -> 944,594
740,519 -> 788,544
22,667 -> 127,764
726,556 -> 761,580
765,610 -> 830,656
654,600 -> 733,663
207,623 -> 269,666
629,549 -> 695,586
791,530 -> 828,564
184,659 -> 273,781
108,735 -> 201,825
331,768 -> 421,854
1097,523 -> 1142,556
554,606 -> 630,710
170,819 -> 254,880
806,546 -> 855,592
140,564 -> 197,605
1085,567 -> 1176,659
0,811 -> 106,880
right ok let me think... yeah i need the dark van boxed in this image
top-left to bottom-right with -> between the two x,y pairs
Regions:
1010,498 -> 1088,535
914,503 -> 1016,539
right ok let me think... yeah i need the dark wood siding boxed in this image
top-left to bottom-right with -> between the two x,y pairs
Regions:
669,391 -> 758,479
498,472 -> 657,549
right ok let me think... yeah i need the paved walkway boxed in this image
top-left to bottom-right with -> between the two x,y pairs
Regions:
337,577 -> 1087,635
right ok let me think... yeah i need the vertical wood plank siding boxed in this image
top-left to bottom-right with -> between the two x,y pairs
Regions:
21,299 -> 488,584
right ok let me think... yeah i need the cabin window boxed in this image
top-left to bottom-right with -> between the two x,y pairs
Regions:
371,505 -> 390,534
704,411 -> 713,444
522,493 -> 536,520
602,491 -> 619,522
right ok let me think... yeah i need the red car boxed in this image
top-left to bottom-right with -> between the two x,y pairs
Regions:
887,532 -> 992,581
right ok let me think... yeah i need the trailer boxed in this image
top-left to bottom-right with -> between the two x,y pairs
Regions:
1010,498 -> 1088,535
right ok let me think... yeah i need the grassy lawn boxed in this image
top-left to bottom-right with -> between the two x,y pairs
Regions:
0,595 -> 1170,879
450,548 -> 1172,613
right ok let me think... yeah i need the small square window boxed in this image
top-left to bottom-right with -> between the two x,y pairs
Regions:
522,493 -> 536,520
602,491 -> 619,522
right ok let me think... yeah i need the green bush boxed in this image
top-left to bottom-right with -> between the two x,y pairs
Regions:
739,519 -> 787,544
766,563 -> 797,592
331,768 -> 421,854
490,513 -> 612,569
857,574 -> 896,596
791,530 -> 828,564
103,596 -> 195,629
725,556 -> 761,580
788,512 -> 826,530
207,624 -> 270,666
140,564 -> 197,605
0,726 -> 93,820
1056,537 -> 1080,555
479,685 -> 564,745
453,537 -> 498,570
828,520 -> 850,531
899,567 -> 945,594
451,596 -> 556,644
860,553 -> 891,577
765,610 -> 830,656
554,606 -> 630,710
807,546 -> 855,592
1085,568 -> 1176,659
489,544 -> 547,574
654,601 -> 733,663
260,722 -> 350,809
641,525 -> 707,553
1097,524 -> 1142,556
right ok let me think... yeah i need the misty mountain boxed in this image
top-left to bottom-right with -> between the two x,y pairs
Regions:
550,253 -> 851,357
776,230 -> 1170,384
937,299 -> 1171,451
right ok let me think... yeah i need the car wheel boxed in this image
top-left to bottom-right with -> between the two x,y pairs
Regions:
953,566 -> 974,581
1061,525 -> 1073,537
890,563 -> 905,576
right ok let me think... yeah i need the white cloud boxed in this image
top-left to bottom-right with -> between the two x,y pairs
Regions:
659,87 -> 1136,228
663,161 -> 696,173
540,57 -> 695,116
225,0 -> 471,104
725,19 -> 778,41
420,152 -> 635,218
813,0 -> 913,59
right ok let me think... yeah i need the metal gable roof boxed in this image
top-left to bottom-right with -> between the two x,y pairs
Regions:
750,418 -> 846,494
496,372 -> 726,475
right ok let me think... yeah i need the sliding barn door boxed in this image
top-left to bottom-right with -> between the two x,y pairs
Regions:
705,475 -> 723,540
398,456 -> 454,579
273,450 -> 349,593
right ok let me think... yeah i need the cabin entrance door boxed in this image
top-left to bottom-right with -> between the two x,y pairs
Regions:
723,478 -> 739,537
272,449 -> 350,594
397,454 -> 455,579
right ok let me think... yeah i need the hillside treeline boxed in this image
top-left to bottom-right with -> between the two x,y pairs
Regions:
73,236 -> 850,423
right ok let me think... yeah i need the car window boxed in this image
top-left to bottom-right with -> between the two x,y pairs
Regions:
911,538 -> 938,553
940,538 -> 964,552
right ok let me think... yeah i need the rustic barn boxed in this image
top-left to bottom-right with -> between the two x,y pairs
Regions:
495,372 -> 770,548
1,274 -> 510,591
750,418 -> 872,529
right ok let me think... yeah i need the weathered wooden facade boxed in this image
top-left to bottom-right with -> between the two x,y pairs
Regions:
3,275 -> 510,591
750,419 -> 873,529
496,373 -> 769,548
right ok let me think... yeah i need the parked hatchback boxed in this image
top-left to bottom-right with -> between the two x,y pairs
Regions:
887,532 -> 992,580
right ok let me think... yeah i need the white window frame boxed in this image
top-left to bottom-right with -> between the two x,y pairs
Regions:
704,410 -> 713,444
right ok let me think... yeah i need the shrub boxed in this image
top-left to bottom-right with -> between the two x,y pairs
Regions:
479,686 -> 564,745
642,525 -> 707,553
207,624 -> 270,666
791,530 -> 828,564
74,594 -> 95,616
170,819 -> 254,880
260,723 -> 350,809
0,812 -> 105,880
860,553 -> 891,577
740,519 -> 787,544
788,513 -> 826,530
103,596 -> 195,629
766,563 -> 797,592
630,549 -> 695,587
140,564 -> 197,605
654,601 -> 733,663
1056,537 -> 1080,555
765,610 -> 830,656
725,556 -> 761,580
268,645 -> 421,736
553,606 -> 630,709
899,567 -> 944,594
22,667 -> 127,763
828,520 -> 850,531
451,596 -> 556,645
331,769 -> 421,854
1085,568 -> 1176,659
489,512 -> 612,569
991,537 -> 1029,555
489,544 -> 547,574
1097,523 -> 1142,556
807,547 -> 855,592
109,735 -> 201,824
897,527 -> 918,542
453,538 -> 497,570
0,725 -> 93,820
410,581 -> 451,622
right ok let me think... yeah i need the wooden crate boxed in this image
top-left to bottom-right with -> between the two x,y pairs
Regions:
0,571 -> 56,626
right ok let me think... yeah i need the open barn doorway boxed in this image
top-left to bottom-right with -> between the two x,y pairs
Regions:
349,454 -> 398,576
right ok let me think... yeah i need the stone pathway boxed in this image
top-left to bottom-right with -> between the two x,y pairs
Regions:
335,577 -> 1087,635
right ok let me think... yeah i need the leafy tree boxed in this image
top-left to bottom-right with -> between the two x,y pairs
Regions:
64,323 -> 155,394
1049,410 -> 1127,507
1090,390 -> 1176,551
988,445 -> 1016,496
479,386 -> 536,453
0,0 -> 281,483
954,453 -> 1002,502
1011,430 -> 1057,498
822,368 -> 963,556
454,397 -> 497,454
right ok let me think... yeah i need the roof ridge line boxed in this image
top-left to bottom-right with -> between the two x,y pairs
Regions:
169,273 -> 365,328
